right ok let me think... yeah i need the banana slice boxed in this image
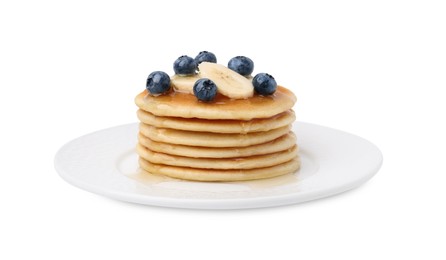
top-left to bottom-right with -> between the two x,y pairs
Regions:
198,62 -> 254,99
170,74 -> 201,94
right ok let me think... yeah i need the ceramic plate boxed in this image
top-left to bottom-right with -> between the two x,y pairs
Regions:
54,122 -> 382,209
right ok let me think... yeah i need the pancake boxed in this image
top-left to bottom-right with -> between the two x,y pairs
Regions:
135,86 -> 296,120
139,157 -> 301,182
137,109 -> 296,133
138,132 -> 297,158
139,123 -> 291,147
137,143 -> 298,169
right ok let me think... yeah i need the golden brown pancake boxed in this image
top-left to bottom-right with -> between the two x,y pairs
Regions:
137,109 -> 296,133
135,86 -> 296,120
137,143 -> 298,169
138,132 -> 297,158
139,157 -> 301,182
139,123 -> 291,148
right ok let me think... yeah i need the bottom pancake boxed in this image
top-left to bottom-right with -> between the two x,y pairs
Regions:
138,157 -> 301,182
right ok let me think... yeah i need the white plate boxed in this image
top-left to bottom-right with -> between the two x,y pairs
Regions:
54,122 -> 382,209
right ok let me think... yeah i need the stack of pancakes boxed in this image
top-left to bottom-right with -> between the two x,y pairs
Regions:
134,86 -> 300,181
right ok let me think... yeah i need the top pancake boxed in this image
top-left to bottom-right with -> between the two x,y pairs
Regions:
135,86 -> 296,120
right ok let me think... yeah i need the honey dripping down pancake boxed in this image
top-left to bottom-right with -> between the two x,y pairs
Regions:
136,55 -> 299,181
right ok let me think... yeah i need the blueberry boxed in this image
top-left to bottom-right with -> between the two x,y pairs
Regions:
193,78 -> 217,102
252,73 -> 277,95
195,51 -> 217,64
228,56 -> 254,76
173,55 -> 197,75
146,71 -> 171,95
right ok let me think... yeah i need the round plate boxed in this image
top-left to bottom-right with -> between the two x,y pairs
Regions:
54,122 -> 382,209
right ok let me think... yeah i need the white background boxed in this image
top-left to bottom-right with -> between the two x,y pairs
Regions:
1,0 -> 445,259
